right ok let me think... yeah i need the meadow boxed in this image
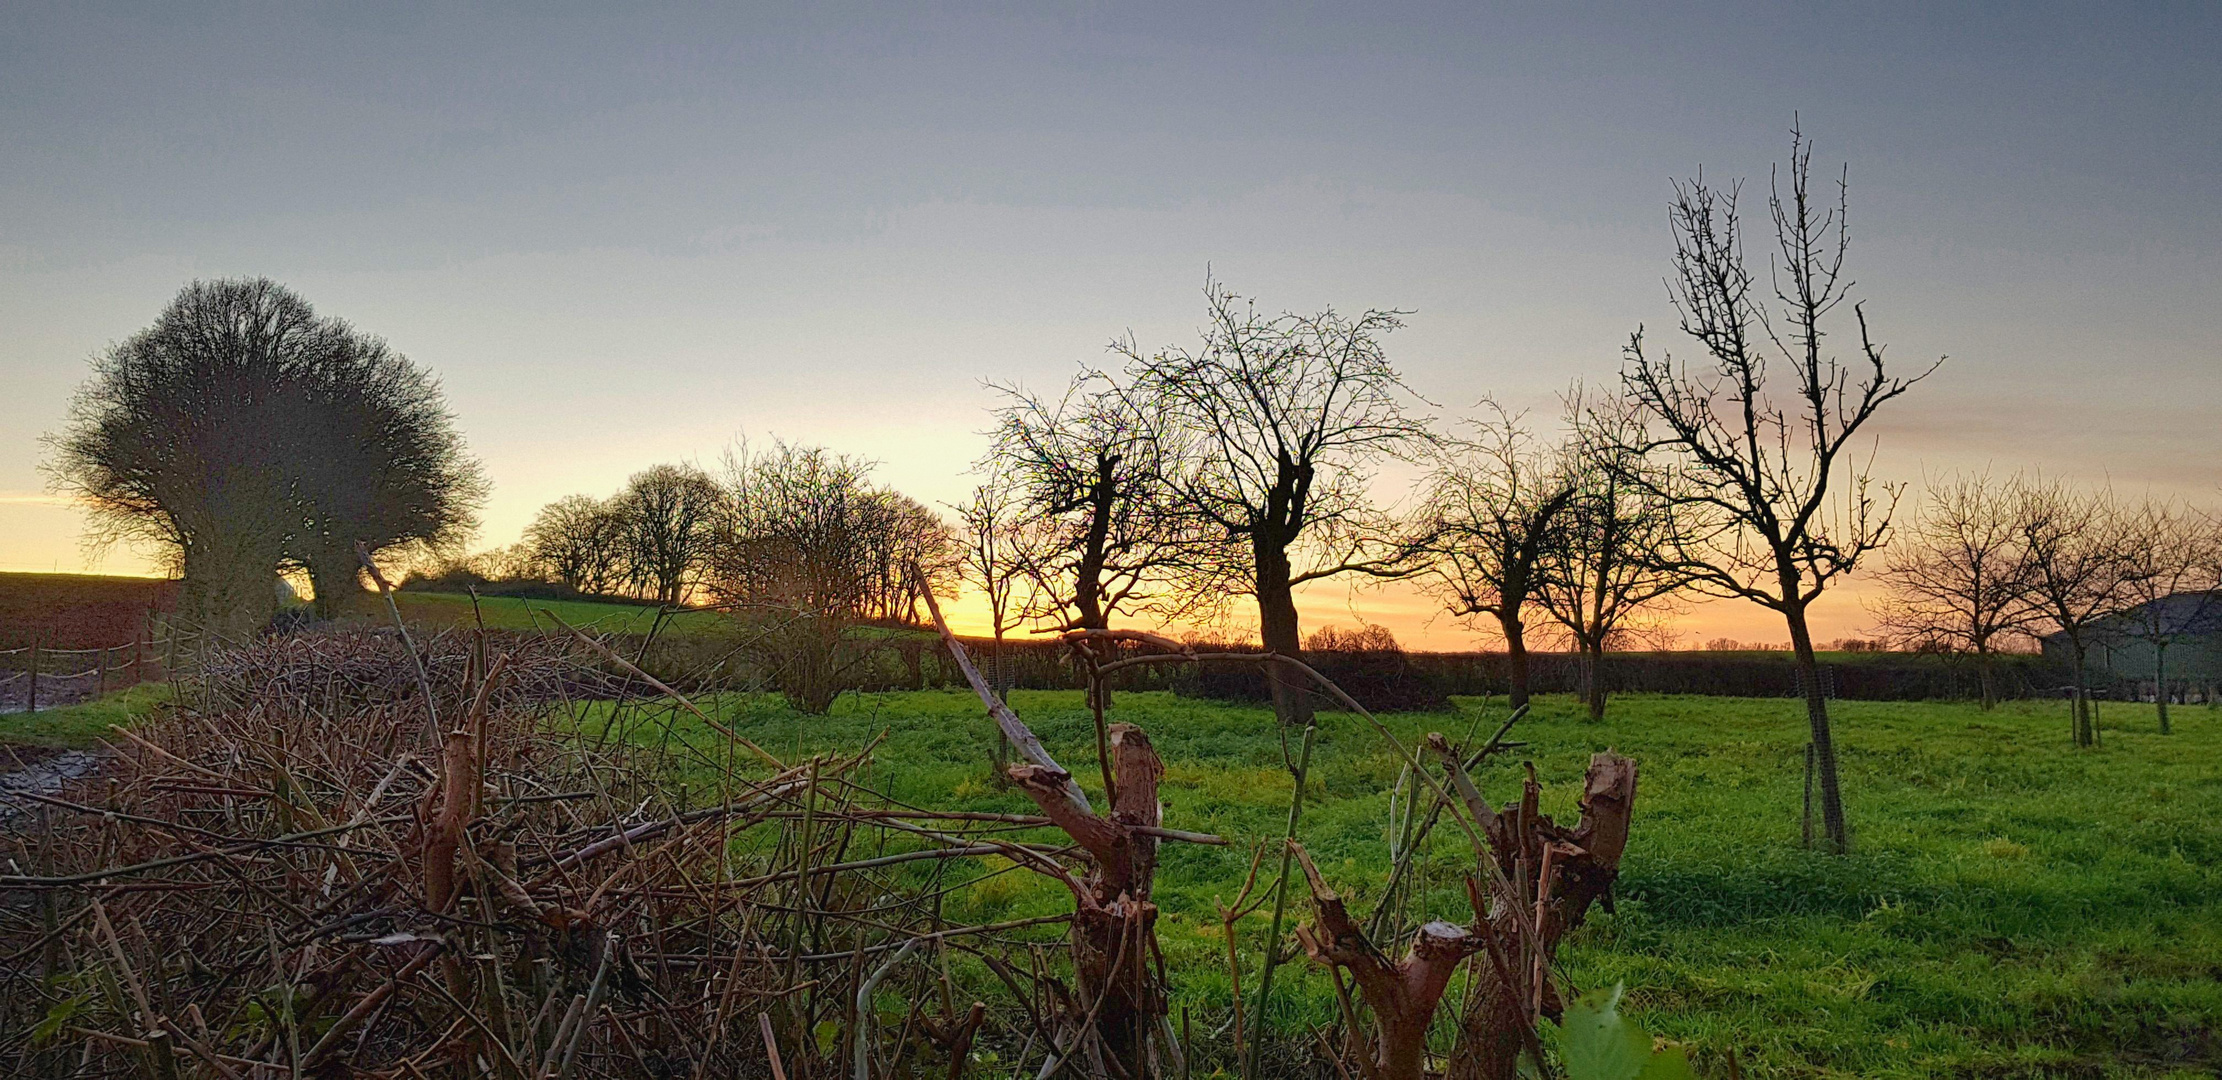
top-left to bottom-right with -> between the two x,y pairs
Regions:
566,687 -> 2221,1078
5,620 -> 2215,1077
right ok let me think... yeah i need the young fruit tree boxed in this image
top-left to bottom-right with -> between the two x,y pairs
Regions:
1612,126 -> 1938,852
2113,498 -> 2222,734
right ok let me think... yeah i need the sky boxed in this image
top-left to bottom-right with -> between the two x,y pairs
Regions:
2,2 -> 2216,648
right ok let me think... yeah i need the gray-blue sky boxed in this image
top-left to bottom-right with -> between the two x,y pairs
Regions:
4,2 -> 2216,641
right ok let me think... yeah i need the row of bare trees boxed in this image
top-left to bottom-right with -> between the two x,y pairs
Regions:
515,451 -> 959,613
503,445 -> 961,711
961,126 -> 1928,853
1872,475 -> 2222,742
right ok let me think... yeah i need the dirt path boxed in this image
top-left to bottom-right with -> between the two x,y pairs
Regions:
0,744 -> 105,830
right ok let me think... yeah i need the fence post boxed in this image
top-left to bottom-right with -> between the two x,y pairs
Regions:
1801,742 -> 1815,849
26,635 -> 38,714
96,646 -> 108,698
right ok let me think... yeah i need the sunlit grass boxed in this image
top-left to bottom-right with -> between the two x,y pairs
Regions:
567,687 -> 2222,1077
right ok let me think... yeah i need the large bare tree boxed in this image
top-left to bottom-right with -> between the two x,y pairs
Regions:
1532,390 -> 1701,719
523,494 -> 627,595
613,464 -> 723,605
49,278 -> 482,636
1127,283 -> 1436,725
1868,473 -> 2040,710
2015,479 -> 2138,747
1614,127 -> 1937,851
1420,401 -> 1576,710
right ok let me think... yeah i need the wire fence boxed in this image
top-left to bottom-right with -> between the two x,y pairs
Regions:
0,620 -> 217,712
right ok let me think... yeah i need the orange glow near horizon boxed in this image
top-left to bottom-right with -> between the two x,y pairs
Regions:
8,498 -> 1888,651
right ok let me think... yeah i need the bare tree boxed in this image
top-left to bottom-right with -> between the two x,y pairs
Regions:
1868,472 -> 2039,710
2113,498 -> 2222,733
48,278 -> 483,637
2016,479 -> 2139,747
613,464 -> 723,605
524,494 -> 627,595
710,442 -> 955,712
1127,282 -> 1437,724
1532,391 -> 1700,720
984,371 -> 1195,636
954,479 -> 1034,665
1420,401 -> 1576,711
290,334 -> 486,618
868,493 -> 962,624
1613,126 -> 1938,852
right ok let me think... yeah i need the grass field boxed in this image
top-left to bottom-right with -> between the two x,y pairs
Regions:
0,683 -> 173,746
570,688 -> 2221,1078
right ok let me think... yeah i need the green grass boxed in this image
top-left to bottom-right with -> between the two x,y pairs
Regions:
0,683 -> 175,747
571,688 -> 2222,1078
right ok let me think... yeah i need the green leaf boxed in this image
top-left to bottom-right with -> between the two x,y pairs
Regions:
1562,985 -> 1653,1080
31,993 -> 89,1046
1637,1045 -> 1698,1080
814,1019 -> 840,1057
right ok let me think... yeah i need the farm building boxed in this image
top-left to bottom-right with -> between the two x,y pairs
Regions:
2043,591 -> 2222,697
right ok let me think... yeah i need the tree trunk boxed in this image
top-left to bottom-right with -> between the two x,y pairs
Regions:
1583,640 -> 1608,720
1976,645 -> 1996,712
1785,608 -> 1848,853
2155,642 -> 2171,735
1008,726 -> 1166,1078
2068,635 -> 2094,747
180,536 -> 280,643
1255,540 -> 1312,727
1293,846 -> 1475,1080
1446,752 -> 1641,1080
307,545 -> 363,621
1498,611 -> 1531,711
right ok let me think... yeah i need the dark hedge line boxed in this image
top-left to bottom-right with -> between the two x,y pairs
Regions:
616,629 -> 2095,707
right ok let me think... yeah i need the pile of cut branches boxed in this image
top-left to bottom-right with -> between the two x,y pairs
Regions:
2,611 -> 1643,1079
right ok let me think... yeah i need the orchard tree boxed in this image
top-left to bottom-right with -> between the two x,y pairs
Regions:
2016,479 -> 2139,747
2112,498 -> 2219,733
1128,283 -> 1436,725
1531,391 -> 1700,719
1868,473 -> 2039,709
1613,127 -> 1938,852
984,371 -> 1193,634
1420,401 -> 1576,710
955,478 -> 1035,654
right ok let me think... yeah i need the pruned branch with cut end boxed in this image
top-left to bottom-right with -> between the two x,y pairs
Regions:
1293,841 -> 1480,1080
1446,750 -> 1641,1080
